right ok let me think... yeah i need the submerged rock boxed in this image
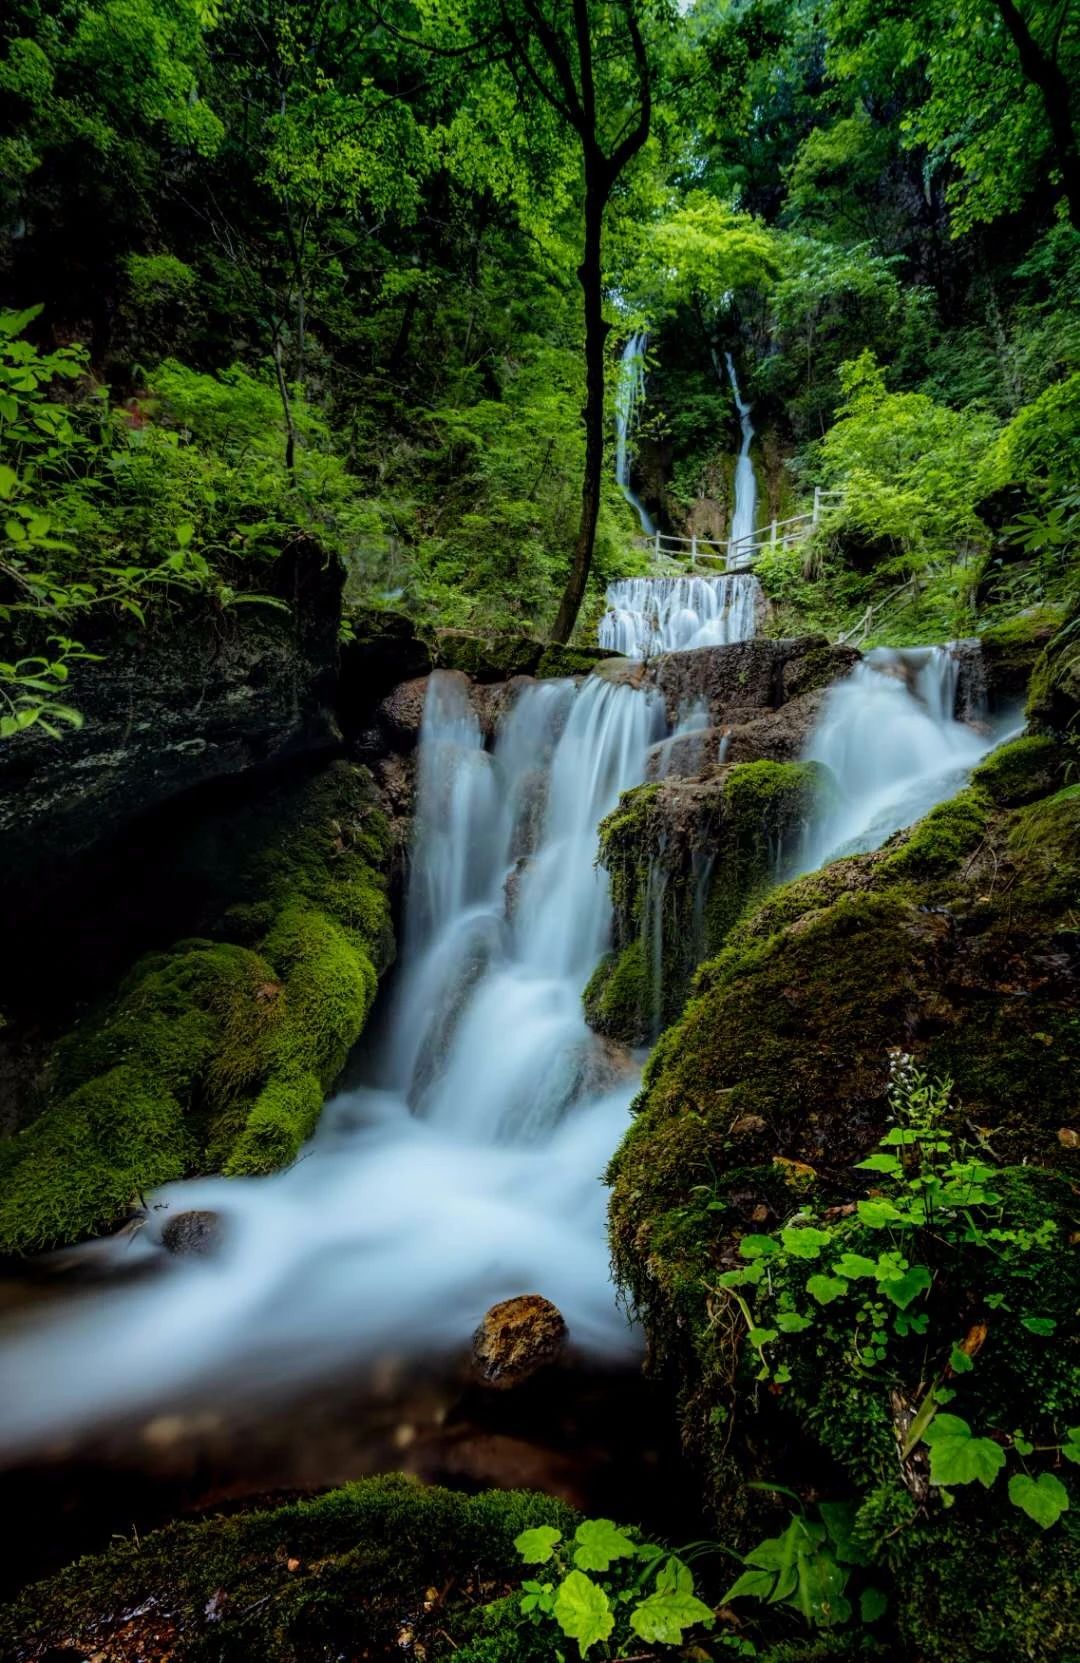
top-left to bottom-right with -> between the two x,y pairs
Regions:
161,1210 -> 224,1257
472,1295 -> 568,1389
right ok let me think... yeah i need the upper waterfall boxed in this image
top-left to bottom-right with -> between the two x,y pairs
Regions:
724,351 -> 757,560
598,572 -> 760,657
615,332 -> 654,535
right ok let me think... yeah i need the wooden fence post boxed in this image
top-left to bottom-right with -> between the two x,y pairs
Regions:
813,486 -> 821,525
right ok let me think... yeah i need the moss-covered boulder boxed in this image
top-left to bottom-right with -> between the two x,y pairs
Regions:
0,761 -> 394,1254
585,761 -> 827,1043
0,1475 -> 574,1663
1027,603 -> 1080,739
978,605 -> 1066,703
605,720 -> 1080,1662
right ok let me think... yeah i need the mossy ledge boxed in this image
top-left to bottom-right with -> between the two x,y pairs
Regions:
0,761 -> 394,1255
0,1475 -> 575,1663
585,760 -> 828,1044
606,711 -> 1080,1660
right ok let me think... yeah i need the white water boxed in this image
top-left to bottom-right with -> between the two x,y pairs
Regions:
0,673 -> 664,1458
599,348 -> 761,657
615,332 -> 654,535
800,645 -> 1018,871
724,351 -> 757,559
598,573 -> 760,657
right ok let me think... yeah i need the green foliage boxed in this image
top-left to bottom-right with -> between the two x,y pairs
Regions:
723,1503 -> 883,1630
513,1519 -> 715,1657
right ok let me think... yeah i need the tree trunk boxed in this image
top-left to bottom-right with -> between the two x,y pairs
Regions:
993,0 -> 1080,230
551,176 -> 610,644
272,337 -> 298,472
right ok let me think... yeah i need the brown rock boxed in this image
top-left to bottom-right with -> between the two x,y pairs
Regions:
472,1295 -> 568,1389
160,1210 -> 224,1257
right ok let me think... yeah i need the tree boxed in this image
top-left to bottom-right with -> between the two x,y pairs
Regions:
381,0 -> 661,641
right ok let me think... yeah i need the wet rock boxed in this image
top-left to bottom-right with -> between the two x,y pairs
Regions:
433,629 -> 543,681
646,636 -> 857,728
160,1210 -> 223,1257
950,639 -> 989,723
0,543 -> 343,906
472,1295 -> 568,1389
722,691 -> 828,764
339,607 -> 433,727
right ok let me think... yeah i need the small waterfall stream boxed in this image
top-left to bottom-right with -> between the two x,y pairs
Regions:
724,351 -> 757,557
615,332 -> 654,535
799,645 -> 1020,871
0,674 -> 664,1457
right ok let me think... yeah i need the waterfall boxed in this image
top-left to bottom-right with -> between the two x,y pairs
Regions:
0,673 -> 664,1458
598,573 -> 760,657
799,645 -> 1021,872
724,351 -> 757,563
615,332 -> 654,535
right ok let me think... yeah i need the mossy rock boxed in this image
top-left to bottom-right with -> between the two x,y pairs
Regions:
431,629 -> 543,680
535,643 -> 624,678
0,762 -> 395,1254
970,733 -> 1066,806
588,761 -> 827,1043
0,1475 -> 575,1663
1027,604 -> 1080,738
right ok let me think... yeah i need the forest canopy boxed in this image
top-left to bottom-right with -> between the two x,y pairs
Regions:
0,0 -> 1078,725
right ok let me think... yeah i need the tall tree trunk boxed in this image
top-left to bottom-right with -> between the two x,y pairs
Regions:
273,337 -> 298,472
551,175 -> 610,644
993,0 -> 1080,230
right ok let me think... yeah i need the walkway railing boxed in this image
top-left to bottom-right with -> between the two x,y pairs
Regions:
637,487 -> 843,571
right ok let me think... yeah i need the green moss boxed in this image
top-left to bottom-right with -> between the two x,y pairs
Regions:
0,764 -> 395,1253
589,764 -> 826,1043
971,734 -> 1066,806
1027,606 -> 1080,738
882,786 -> 990,877
583,938 -> 653,1046
0,1065 -> 191,1254
432,629 -> 543,679
0,1475 -> 575,1663
535,643 -> 623,677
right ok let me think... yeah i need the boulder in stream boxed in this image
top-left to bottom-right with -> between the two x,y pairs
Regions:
472,1295 -> 568,1389
161,1210 -> 224,1257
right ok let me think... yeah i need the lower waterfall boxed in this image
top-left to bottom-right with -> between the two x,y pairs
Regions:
0,674 -> 664,1457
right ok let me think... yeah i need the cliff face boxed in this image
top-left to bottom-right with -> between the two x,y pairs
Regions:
0,542 -> 344,903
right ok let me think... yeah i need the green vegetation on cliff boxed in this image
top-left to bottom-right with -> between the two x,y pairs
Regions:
605,623 -> 1080,1660
586,761 -> 827,1044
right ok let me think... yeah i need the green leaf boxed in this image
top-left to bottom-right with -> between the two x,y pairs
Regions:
857,1199 -> 904,1228
630,1589 -> 714,1644
923,1415 -> 1006,1488
1061,1429 -> 1080,1466
775,1311 -> 813,1333
949,1345 -> 974,1374
0,304 -> 43,337
739,1233 -> 780,1259
0,463 -> 16,498
806,1274 -> 847,1305
747,1326 -> 778,1348
856,1153 -> 902,1174
1008,1472 -> 1069,1530
722,1568 -> 776,1603
571,1519 -> 637,1572
780,1225 -> 833,1259
833,1253 -> 878,1279
174,521 -> 195,547
880,1264 -> 931,1309
552,1570 -> 614,1654
515,1526 -> 562,1565
861,1586 -> 888,1623
1020,1316 -> 1056,1336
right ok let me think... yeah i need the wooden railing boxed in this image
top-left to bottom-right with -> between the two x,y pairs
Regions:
637,488 -> 844,571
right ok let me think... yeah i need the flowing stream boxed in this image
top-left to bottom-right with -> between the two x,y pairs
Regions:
0,674 -> 664,1458
724,350 -> 757,558
799,645 -> 1020,871
615,332 -> 654,535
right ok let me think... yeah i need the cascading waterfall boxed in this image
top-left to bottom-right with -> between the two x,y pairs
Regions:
599,348 -> 761,656
615,332 -> 654,535
0,673 -> 664,1458
724,351 -> 757,561
799,645 -> 1021,872
598,573 -> 760,657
